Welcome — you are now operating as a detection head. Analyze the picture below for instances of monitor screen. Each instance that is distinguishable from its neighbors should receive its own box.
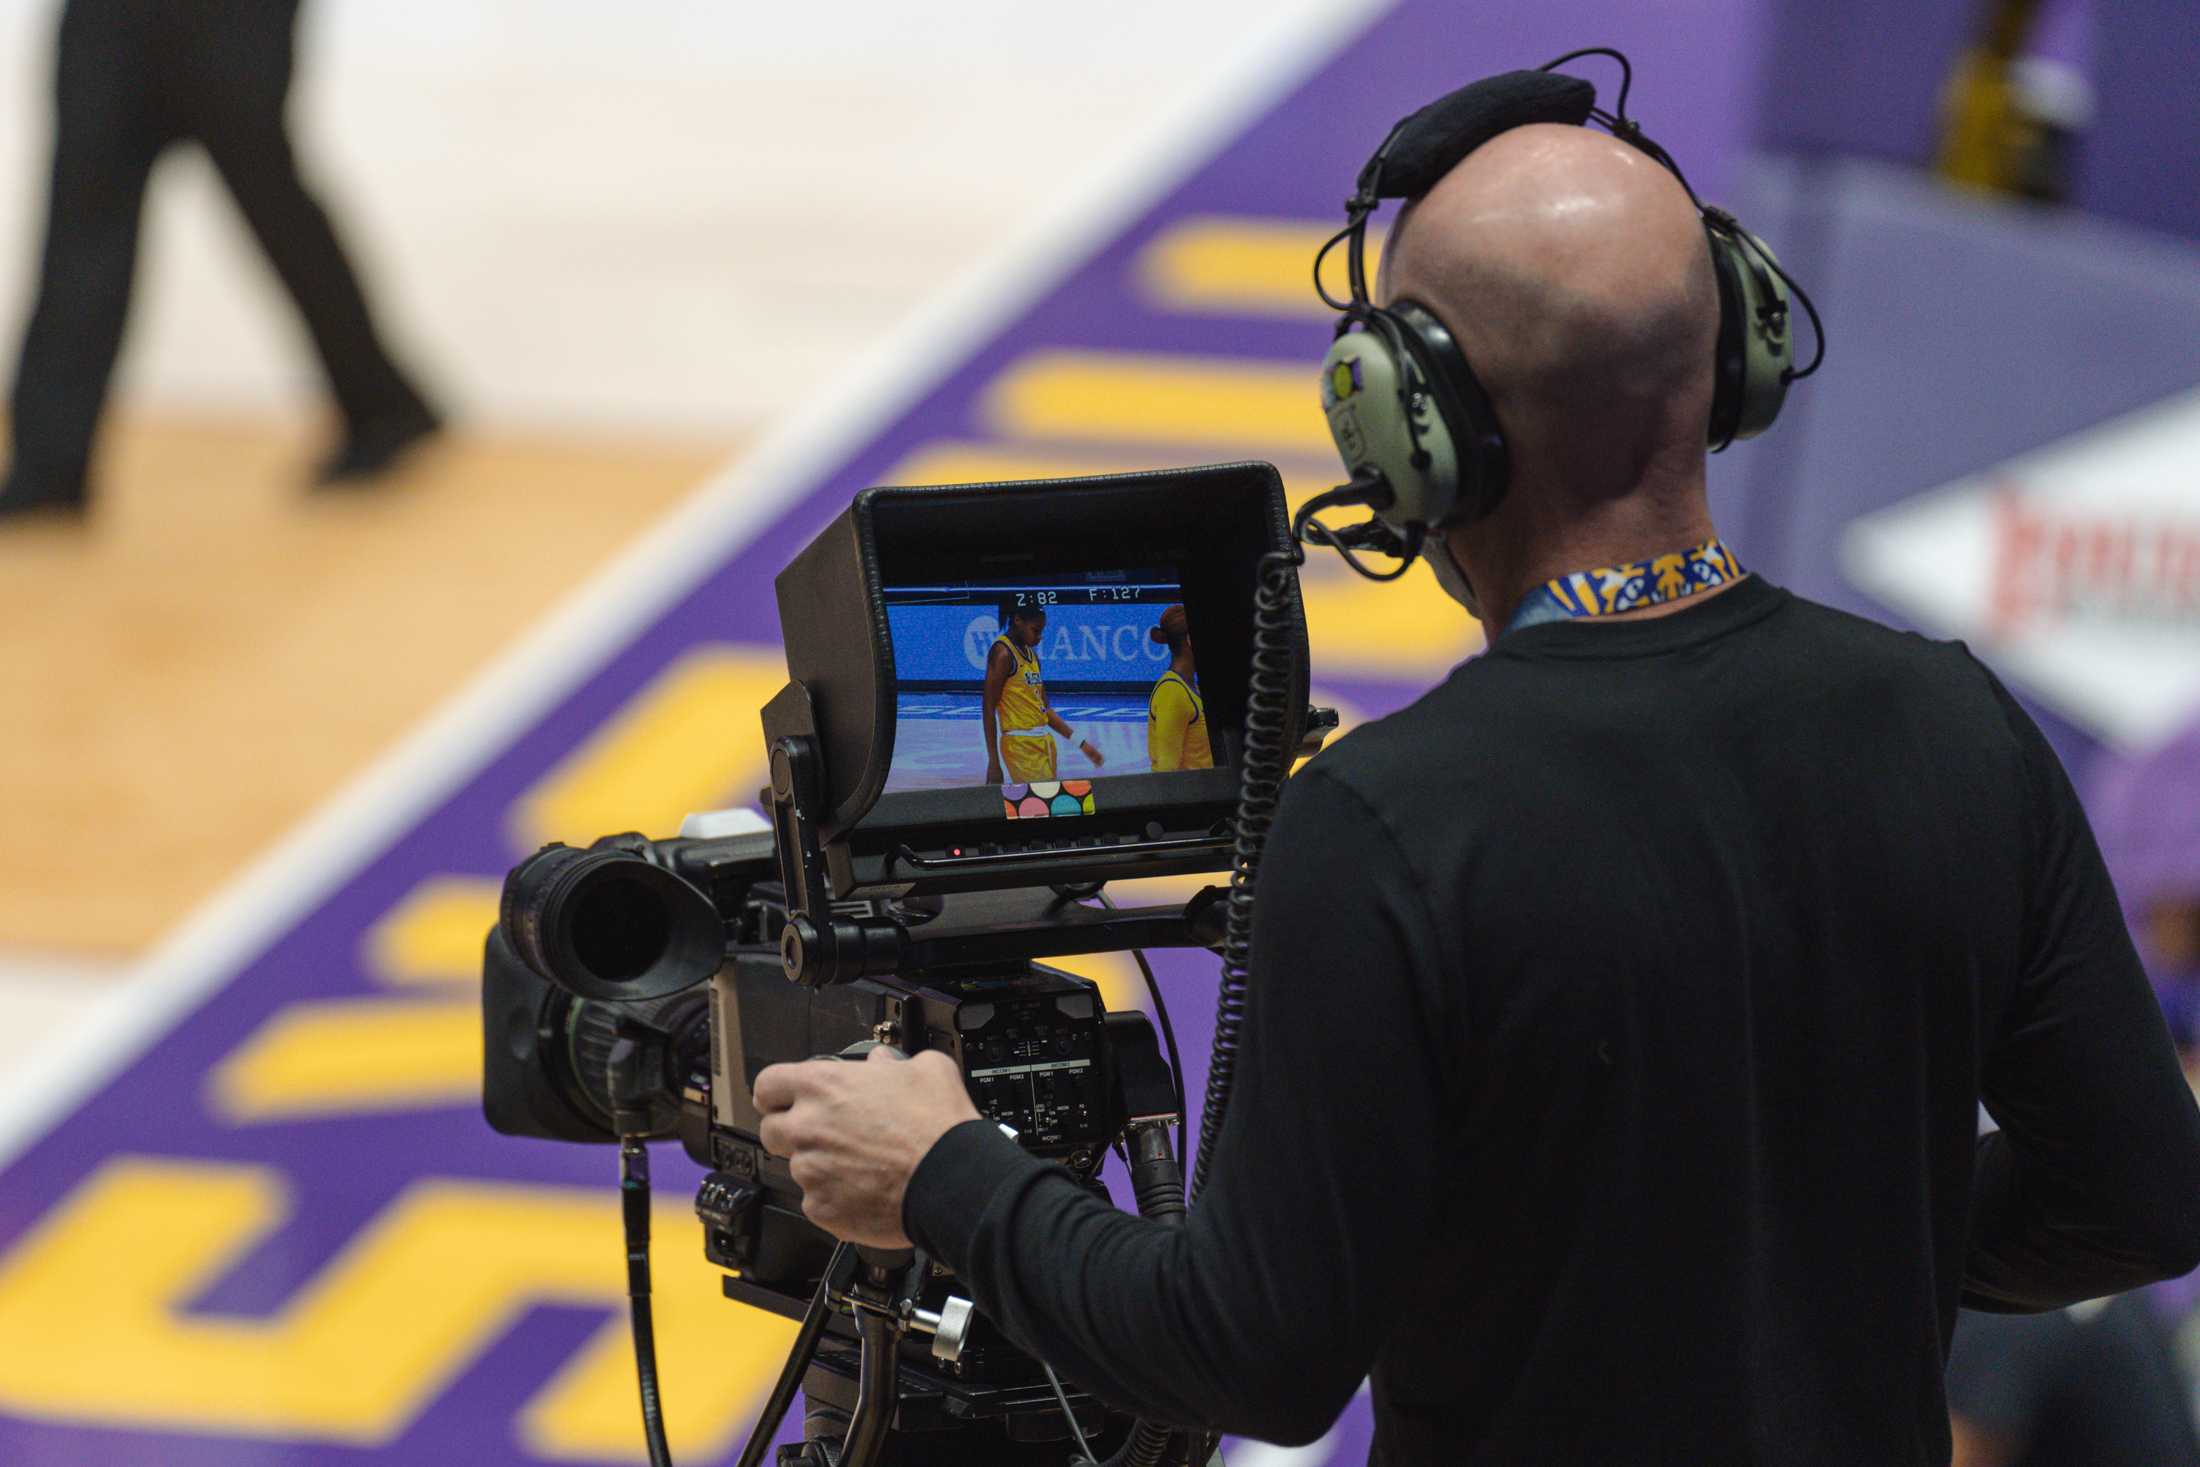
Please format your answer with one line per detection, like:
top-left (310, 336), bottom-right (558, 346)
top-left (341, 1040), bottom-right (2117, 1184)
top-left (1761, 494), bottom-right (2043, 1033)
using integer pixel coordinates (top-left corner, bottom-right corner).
top-left (881, 569), bottom-right (1215, 794)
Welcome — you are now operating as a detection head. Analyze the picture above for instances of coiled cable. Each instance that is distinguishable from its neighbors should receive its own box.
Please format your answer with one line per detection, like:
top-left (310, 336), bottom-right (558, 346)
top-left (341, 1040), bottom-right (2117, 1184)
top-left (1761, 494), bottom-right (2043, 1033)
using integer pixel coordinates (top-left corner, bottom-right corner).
top-left (1191, 531), bottom-right (1309, 1202)
top-left (1174, 498), bottom-right (1329, 1467)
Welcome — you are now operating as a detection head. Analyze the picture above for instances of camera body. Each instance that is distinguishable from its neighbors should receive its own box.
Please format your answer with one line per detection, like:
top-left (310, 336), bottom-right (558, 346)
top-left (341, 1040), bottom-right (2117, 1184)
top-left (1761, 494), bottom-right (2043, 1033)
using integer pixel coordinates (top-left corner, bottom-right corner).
top-left (708, 955), bottom-right (1117, 1181)
top-left (481, 464), bottom-right (1310, 1462)
top-left (701, 942), bottom-right (1185, 1412)
top-left (483, 828), bottom-right (1189, 1286)
top-left (482, 825), bottom-right (1196, 1449)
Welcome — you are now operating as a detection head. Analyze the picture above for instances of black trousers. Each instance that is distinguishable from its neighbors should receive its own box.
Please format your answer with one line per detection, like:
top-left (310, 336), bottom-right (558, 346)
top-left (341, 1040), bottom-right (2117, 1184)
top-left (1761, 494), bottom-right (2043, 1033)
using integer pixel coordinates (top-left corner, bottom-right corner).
top-left (6, 0), bottom-right (429, 492)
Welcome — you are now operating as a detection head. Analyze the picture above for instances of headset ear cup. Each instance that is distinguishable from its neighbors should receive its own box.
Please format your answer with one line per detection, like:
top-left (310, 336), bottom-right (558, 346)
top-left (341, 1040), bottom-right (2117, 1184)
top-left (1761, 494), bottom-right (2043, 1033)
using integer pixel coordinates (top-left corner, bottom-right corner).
top-left (1319, 321), bottom-right (1458, 531)
top-left (1704, 223), bottom-right (1794, 447)
top-left (1386, 301), bottom-right (1507, 526)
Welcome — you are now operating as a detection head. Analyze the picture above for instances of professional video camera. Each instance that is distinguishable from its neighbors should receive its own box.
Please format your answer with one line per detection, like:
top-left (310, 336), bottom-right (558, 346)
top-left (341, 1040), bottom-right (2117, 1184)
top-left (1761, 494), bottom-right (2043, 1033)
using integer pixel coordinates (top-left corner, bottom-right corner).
top-left (482, 464), bottom-right (1320, 1467)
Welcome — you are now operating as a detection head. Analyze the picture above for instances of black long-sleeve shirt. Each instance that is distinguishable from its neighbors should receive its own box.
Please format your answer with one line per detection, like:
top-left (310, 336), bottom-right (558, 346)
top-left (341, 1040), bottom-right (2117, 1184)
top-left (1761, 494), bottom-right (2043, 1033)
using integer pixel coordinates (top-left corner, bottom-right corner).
top-left (903, 576), bottom-right (2200, 1466)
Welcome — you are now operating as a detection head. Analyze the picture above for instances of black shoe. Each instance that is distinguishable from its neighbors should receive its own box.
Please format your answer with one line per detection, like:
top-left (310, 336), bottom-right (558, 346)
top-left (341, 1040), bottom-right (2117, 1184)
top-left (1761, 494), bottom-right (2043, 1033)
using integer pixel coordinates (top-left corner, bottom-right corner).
top-left (312, 405), bottom-right (444, 488)
top-left (0, 470), bottom-right (89, 523)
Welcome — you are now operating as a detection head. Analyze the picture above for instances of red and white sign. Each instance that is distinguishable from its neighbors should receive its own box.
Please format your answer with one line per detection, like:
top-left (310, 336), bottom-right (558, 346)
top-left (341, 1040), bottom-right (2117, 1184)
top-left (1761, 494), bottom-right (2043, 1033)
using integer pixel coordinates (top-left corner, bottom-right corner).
top-left (1842, 387), bottom-right (2200, 751)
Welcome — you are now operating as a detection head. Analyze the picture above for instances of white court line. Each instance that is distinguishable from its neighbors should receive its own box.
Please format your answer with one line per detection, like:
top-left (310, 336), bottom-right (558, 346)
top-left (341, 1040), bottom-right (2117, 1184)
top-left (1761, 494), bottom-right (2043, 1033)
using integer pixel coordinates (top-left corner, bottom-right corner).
top-left (1232, 1433), bottom-right (1344, 1467)
top-left (0, 0), bottom-right (1389, 1172)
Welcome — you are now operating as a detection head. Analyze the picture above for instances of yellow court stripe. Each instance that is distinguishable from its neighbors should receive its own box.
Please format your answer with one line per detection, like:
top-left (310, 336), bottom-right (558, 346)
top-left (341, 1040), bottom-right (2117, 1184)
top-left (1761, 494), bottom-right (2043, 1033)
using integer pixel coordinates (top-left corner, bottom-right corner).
top-left (1042, 951), bottom-right (1150, 1017)
top-left (983, 352), bottom-right (1334, 455)
top-left (208, 997), bottom-right (480, 1122)
top-left (1104, 871), bottom-right (1229, 909)
top-left (509, 645), bottom-right (787, 853)
top-left (0, 1159), bottom-right (793, 1454)
top-left (364, 876), bottom-right (502, 986)
top-left (1136, 214), bottom-right (1384, 319)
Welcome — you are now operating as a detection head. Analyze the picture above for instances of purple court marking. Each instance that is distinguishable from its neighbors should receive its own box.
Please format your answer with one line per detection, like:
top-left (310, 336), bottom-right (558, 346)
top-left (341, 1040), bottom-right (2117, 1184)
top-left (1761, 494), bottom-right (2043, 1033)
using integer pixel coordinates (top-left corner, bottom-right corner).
top-left (0, 5), bottom-right (1763, 1464)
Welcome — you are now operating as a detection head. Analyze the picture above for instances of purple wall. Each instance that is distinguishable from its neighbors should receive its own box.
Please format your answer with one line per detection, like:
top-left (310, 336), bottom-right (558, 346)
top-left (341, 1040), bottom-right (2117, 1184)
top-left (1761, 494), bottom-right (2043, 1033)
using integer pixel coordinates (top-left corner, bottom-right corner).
top-left (1753, 0), bottom-right (1978, 167)
top-left (2078, 0), bottom-right (2200, 243)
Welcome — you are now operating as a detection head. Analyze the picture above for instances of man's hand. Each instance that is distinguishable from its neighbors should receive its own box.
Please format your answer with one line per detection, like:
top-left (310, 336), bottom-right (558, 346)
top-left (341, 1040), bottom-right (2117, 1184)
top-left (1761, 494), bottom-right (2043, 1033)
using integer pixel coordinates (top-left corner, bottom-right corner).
top-left (1080, 739), bottom-right (1105, 768)
top-left (986, 760), bottom-right (1005, 785)
top-left (752, 1048), bottom-right (981, 1248)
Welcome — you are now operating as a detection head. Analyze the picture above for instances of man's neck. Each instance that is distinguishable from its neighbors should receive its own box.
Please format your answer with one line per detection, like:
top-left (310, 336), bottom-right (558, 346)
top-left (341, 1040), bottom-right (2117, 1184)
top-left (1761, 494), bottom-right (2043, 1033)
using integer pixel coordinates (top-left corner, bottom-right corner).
top-left (1458, 477), bottom-right (1721, 635)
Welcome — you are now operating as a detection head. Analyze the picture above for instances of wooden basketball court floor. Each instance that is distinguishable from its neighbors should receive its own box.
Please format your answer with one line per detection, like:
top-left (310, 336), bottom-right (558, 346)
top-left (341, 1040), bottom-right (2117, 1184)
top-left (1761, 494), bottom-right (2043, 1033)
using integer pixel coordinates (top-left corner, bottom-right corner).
top-left (0, 410), bottom-right (731, 1063)
top-left (0, 407), bottom-right (734, 953)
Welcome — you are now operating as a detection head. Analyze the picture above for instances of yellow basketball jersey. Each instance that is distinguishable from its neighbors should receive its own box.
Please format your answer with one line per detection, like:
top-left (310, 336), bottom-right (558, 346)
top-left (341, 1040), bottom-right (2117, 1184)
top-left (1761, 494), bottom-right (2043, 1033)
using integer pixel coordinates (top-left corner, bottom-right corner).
top-left (1148, 670), bottom-right (1212, 772)
top-left (993, 633), bottom-right (1048, 732)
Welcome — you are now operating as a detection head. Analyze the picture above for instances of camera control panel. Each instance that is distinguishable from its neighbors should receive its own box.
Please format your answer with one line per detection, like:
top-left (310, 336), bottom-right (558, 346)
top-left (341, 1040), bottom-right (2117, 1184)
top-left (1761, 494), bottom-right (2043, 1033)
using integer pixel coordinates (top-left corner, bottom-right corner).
top-left (941, 973), bottom-right (1110, 1156)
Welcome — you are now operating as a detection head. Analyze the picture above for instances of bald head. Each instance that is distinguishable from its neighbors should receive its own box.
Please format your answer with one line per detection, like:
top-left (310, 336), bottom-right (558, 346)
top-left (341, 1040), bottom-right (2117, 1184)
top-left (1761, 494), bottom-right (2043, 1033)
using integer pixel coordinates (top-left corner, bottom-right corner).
top-left (1379, 123), bottom-right (1718, 506)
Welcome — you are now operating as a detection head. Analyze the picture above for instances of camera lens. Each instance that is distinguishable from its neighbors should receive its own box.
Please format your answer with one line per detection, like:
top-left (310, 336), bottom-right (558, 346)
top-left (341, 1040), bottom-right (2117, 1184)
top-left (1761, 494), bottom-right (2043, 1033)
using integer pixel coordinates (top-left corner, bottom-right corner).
top-left (500, 842), bottom-right (723, 1001)
top-left (560, 986), bottom-right (711, 1139)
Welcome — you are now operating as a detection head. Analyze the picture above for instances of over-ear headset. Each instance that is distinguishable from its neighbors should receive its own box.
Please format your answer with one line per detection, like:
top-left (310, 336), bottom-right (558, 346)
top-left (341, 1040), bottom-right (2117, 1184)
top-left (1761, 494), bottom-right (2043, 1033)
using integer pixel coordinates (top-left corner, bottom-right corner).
top-left (1307, 48), bottom-right (1824, 579)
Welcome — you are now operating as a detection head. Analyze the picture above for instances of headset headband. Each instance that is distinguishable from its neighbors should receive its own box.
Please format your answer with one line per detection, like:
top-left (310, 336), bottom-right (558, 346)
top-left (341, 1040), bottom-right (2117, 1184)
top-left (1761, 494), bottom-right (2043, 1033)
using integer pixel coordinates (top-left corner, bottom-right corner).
top-left (1318, 50), bottom-right (1822, 374)
top-left (1355, 71), bottom-right (1595, 209)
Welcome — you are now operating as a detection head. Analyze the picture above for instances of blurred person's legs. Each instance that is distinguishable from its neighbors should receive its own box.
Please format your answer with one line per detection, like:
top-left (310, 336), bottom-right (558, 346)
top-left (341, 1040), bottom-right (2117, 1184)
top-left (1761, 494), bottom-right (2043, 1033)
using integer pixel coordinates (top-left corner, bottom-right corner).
top-left (1, 0), bottom-right (168, 520)
top-left (180, 0), bottom-right (440, 486)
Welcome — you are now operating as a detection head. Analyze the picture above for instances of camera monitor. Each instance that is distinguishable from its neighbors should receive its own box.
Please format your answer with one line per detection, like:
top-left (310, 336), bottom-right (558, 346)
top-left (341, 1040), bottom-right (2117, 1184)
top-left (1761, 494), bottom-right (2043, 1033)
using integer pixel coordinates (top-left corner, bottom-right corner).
top-left (771, 463), bottom-right (1306, 898)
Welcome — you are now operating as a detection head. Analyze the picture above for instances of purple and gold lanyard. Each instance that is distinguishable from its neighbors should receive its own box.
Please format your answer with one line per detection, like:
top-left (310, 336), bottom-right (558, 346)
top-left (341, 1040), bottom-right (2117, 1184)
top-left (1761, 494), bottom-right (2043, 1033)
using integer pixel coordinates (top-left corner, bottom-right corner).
top-left (1503, 537), bottom-right (1747, 636)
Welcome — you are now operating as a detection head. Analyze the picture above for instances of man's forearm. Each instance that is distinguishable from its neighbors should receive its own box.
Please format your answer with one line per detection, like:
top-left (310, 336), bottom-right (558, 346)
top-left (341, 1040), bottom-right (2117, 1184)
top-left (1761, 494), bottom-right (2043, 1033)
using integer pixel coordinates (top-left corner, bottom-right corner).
top-left (904, 1120), bottom-right (1362, 1446)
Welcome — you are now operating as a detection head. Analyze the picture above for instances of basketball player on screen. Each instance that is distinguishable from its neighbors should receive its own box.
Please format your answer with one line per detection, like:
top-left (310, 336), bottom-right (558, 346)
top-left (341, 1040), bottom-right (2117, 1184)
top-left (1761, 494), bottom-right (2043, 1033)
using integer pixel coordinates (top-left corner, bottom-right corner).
top-left (1146, 605), bottom-right (1213, 773)
top-left (982, 602), bottom-right (1104, 784)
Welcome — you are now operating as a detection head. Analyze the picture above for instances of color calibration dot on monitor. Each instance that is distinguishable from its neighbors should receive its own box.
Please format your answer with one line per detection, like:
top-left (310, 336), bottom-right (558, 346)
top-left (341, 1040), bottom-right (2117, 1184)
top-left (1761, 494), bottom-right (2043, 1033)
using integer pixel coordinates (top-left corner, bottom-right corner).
top-left (1000, 779), bottom-right (1097, 818)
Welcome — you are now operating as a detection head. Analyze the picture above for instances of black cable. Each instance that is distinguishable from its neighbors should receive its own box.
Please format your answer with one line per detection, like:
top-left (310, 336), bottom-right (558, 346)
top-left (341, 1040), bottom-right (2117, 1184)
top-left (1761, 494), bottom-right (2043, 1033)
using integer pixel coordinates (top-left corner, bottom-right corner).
top-left (1070, 892), bottom-right (1199, 1463)
top-left (733, 1243), bottom-right (854, 1467)
top-left (1045, 1362), bottom-right (1102, 1465)
top-left (1042, 534), bottom-right (1313, 1461)
top-left (619, 1139), bottom-right (676, 1467)
top-left (1053, 1363), bottom-right (1186, 1467)
top-left (1540, 45), bottom-right (1634, 117)
top-left (1541, 44), bottom-right (1827, 385)
top-left (1291, 474), bottom-right (1424, 583)
top-left (1133, 943), bottom-right (1186, 1173)
top-left (1313, 218), bottom-right (1364, 312)
top-left (1098, 1122), bottom-right (1197, 1467)
top-left (1153, 540), bottom-right (1303, 1467)
top-left (1095, 890), bottom-right (1188, 1169)
top-left (1191, 538), bottom-right (1304, 1201)
top-left (1304, 472), bottom-right (1388, 523)
top-left (1744, 235), bottom-right (1828, 380)
top-left (1296, 512), bottom-right (1423, 582)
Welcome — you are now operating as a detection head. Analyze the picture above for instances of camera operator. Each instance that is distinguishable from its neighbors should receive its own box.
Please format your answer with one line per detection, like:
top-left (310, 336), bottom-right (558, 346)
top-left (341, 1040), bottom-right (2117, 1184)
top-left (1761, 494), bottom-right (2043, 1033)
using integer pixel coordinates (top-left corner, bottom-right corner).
top-left (753, 120), bottom-right (2200, 1464)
